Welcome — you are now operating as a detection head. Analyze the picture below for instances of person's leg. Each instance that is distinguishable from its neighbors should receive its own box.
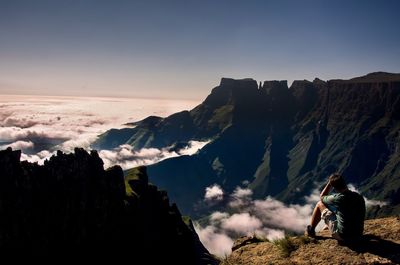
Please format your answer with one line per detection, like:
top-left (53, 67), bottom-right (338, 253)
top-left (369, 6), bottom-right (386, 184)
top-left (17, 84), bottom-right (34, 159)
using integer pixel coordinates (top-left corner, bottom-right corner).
top-left (309, 201), bottom-right (327, 230)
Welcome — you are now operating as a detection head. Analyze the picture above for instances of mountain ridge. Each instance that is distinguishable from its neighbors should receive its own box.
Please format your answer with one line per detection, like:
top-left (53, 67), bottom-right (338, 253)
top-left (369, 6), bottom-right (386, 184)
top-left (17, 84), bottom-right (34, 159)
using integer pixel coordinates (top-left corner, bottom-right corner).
top-left (94, 72), bottom-right (400, 218)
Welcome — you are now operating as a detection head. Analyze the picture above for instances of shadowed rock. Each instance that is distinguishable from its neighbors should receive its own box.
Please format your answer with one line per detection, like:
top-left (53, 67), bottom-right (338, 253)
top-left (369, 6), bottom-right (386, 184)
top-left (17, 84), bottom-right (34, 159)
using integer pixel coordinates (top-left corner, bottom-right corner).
top-left (0, 147), bottom-right (218, 264)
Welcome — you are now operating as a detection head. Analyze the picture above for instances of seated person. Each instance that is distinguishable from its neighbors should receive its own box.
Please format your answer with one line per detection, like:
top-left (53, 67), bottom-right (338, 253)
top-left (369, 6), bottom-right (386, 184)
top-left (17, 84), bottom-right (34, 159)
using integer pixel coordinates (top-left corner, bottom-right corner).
top-left (306, 173), bottom-right (366, 241)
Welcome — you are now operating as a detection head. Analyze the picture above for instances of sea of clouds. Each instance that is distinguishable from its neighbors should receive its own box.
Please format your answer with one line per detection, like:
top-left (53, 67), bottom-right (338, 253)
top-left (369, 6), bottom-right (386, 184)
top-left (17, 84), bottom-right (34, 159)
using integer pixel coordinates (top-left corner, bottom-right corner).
top-left (0, 95), bottom-right (201, 167)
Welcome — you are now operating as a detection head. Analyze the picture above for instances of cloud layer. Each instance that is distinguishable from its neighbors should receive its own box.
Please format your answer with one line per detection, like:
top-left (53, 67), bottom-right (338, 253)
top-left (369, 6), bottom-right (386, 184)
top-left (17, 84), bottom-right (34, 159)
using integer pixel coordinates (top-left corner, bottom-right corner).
top-left (99, 140), bottom-right (210, 170)
top-left (0, 95), bottom-right (199, 164)
top-left (0, 140), bottom-right (34, 150)
top-left (348, 184), bottom-right (388, 207)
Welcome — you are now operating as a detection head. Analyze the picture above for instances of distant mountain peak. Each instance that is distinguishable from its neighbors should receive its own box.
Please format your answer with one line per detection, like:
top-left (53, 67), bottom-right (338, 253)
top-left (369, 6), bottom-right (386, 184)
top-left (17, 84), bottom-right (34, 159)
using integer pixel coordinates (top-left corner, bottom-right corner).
top-left (220, 77), bottom-right (257, 86)
top-left (331, 71), bottom-right (400, 83)
top-left (261, 80), bottom-right (289, 94)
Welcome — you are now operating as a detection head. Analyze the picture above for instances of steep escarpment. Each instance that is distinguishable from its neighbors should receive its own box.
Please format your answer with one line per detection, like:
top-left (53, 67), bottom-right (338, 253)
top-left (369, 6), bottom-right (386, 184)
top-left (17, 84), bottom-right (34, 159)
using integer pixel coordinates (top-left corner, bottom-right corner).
top-left (95, 72), bottom-right (400, 218)
top-left (93, 78), bottom-right (259, 150)
top-left (222, 217), bottom-right (400, 265)
top-left (0, 147), bottom-right (217, 264)
top-left (277, 74), bottom-right (400, 205)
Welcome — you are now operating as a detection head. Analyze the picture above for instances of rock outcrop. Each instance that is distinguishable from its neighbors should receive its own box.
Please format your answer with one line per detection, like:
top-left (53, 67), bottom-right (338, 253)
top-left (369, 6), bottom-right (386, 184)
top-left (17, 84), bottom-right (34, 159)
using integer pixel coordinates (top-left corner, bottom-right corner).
top-left (0, 147), bottom-right (218, 264)
top-left (222, 217), bottom-right (400, 265)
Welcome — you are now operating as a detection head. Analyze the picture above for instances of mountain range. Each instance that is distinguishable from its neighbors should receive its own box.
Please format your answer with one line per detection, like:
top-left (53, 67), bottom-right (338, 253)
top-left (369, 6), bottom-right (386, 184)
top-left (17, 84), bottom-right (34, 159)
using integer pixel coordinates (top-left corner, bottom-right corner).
top-left (94, 72), bottom-right (400, 217)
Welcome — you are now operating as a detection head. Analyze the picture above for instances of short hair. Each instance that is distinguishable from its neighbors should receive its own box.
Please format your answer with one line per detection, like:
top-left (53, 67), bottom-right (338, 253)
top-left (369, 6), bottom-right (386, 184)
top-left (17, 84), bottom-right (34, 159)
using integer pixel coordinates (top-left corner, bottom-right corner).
top-left (329, 173), bottom-right (347, 190)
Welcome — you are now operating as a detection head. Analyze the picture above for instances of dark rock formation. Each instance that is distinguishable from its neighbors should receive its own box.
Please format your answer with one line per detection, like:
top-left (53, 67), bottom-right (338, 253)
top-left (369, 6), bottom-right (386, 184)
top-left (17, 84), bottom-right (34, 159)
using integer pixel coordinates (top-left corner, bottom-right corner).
top-left (0, 147), bottom-right (218, 264)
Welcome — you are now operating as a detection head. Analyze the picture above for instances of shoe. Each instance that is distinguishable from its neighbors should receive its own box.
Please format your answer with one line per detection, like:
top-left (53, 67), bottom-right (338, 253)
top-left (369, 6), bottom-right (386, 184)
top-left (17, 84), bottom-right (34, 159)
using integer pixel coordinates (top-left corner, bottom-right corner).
top-left (306, 225), bottom-right (316, 237)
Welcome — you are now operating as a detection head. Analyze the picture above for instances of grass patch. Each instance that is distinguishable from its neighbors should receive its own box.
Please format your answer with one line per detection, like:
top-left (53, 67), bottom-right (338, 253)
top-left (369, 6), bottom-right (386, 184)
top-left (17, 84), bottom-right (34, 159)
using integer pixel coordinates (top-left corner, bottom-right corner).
top-left (273, 235), bottom-right (297, 258)
top-left (124, 167), bottom-right (143, 197)
top-left (298, 235), bottom-right (313, 245)
top-left (273, 235), bottom-right (314, 258)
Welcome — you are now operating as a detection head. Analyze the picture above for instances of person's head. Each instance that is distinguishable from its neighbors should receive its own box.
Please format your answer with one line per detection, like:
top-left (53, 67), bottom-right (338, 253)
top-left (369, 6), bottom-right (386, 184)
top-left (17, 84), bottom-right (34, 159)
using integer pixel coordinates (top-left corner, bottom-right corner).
top-left (329, 173), bottom-right (347, 191)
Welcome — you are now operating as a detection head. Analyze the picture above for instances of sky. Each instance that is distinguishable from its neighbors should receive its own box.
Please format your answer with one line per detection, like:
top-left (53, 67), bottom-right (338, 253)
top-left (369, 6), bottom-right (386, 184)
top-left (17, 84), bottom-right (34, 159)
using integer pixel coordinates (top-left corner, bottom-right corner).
top-left (0, 0), bottom-right (399, 100)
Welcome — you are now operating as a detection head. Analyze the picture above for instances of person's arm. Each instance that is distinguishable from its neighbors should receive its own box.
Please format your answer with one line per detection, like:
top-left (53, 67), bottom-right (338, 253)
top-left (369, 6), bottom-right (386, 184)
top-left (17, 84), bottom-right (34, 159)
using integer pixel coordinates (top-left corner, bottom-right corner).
top-left (320, 180), bottom-right (332, 200)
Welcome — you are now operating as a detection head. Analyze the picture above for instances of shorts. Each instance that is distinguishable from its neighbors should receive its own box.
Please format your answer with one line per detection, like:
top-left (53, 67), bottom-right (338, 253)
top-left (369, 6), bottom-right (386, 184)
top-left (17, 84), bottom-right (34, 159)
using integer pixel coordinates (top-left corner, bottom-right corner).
top-left (321, 208), bottom-right (342, 240)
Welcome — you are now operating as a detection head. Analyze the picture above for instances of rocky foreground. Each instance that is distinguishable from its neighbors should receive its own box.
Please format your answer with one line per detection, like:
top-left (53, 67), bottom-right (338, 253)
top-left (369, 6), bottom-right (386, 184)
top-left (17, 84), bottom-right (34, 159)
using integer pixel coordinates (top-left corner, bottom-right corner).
top-left (222, 217), bottom-right (400, 265)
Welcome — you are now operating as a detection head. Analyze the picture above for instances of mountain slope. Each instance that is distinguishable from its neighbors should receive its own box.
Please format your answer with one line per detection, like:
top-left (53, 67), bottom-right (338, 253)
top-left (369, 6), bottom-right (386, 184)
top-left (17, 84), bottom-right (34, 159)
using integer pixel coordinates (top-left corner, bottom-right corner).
top-left (0, 147), bottom-right (218, 264)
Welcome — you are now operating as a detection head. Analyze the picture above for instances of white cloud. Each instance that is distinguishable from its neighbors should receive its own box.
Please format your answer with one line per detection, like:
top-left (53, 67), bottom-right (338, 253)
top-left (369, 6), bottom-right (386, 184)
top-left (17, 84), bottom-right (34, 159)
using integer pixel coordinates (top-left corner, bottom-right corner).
top-left (232, 187), bottom-right (253, 198)
top-left (177, 140), bottom-right (210, 155)
top-left (252, 197), bottom-right (312, 232)
top-left (204, 184), bottom-right (224, 201)
top-left (221, 213), bottom-right (262, 235)
top-left (0, 140), bottom-right (34, 150)
top-left (20, 150), bottom-right (55, 165)
top-left (348, 184), bottom-right (388, 207)
top-left (228, 187), bottom-right (253, 208)
top-left (194, 225), bottom-right (234, 258)
top-left (99, 145), bottom-right (179, 170)
top-left (1, 117), bottom-right (39, 128)
top-left (304, 185), bottom-right (321, 204)
top-left (254, 227), bottom-right (285, 241)
top-left (98, 140), bottom-right (210, 170)
top-left (58, 135), bottom-right (98, 152)
top-left (210, 211), bottom-right (229, 223)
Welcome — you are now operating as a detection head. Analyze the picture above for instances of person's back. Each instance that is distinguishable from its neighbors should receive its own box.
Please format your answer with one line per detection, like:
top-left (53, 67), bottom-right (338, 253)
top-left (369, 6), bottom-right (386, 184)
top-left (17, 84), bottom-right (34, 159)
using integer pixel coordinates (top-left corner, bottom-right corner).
top-left (323, 189), bottom-right (366, 240)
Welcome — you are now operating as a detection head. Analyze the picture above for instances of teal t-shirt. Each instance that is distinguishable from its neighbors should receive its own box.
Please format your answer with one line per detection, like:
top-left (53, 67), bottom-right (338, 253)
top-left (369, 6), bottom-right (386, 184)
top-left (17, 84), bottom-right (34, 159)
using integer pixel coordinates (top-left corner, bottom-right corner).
top-left (322, 190), bottom-right (366, 239)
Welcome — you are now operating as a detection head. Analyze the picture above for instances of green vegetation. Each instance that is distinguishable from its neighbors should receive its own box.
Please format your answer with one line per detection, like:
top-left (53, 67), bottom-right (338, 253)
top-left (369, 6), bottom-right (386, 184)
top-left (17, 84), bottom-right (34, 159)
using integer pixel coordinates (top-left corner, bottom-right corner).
top-left (208, 105), bottom-right (233, 130)
top-left (273, 235), bottom-right (297, 258)
top-left (273, 235), bottom-right (314, 258)
top-left (182, 215), bottom-right (192, 226)
top-left (124, 167), bottom-right (141, 196)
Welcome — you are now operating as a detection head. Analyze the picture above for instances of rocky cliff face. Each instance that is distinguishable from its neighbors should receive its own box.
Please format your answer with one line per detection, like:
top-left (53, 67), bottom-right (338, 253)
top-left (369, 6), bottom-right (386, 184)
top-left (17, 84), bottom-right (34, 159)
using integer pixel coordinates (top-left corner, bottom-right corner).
top-left (0, 147), bottom-right (218, 264)
top-left (222, 217), bottom-right (400, 265)
top-left (95, 72), bottom-right (400, 218)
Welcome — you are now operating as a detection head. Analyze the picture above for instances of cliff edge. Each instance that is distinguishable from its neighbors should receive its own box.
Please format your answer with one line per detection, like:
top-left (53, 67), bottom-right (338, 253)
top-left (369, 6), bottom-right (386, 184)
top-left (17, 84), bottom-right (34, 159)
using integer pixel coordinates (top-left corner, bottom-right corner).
top-left (222, 217), bottom-right (400, 265)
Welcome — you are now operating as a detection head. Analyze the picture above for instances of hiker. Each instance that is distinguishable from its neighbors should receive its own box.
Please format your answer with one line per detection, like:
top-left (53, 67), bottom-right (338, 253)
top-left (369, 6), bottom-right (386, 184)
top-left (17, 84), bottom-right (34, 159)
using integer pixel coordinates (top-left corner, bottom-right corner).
top-left (306, 173), bottom-right (366, 241)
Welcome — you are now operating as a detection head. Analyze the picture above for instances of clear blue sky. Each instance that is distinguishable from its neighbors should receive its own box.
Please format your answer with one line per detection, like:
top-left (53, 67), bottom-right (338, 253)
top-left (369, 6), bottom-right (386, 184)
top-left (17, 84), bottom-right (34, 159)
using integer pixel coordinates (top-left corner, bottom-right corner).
top-left (0, 0), bottom-right (399, 100)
